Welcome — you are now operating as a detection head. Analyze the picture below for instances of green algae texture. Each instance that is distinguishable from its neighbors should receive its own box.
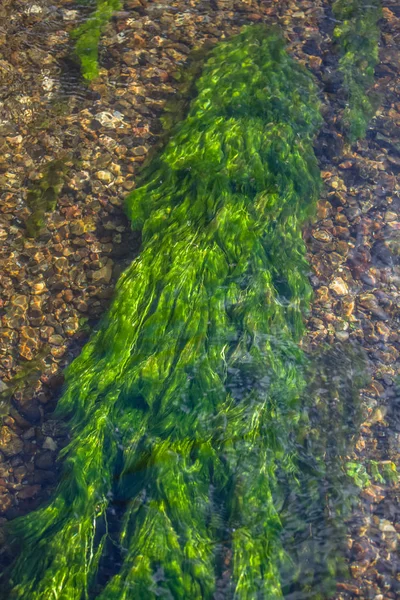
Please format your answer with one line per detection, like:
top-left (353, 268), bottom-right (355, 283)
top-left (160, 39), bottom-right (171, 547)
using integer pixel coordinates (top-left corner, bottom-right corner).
top-left (332, 0), bottom-right (382, 141)
top-left (72, 0), bottom-right (121, 81)
top-left (25, 158), bottom-right (68, 238)
top-left (8, 27), bottom-right (327, 599)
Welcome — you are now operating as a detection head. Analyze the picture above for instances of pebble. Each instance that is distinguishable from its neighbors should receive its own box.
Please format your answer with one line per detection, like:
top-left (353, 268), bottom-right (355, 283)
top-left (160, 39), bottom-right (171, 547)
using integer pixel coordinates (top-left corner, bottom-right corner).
top-left (0, 426), bottom-right (23, 457)
top-left (95, 170), bottom-right (114, 184)
top-left (42, 436), bottom-right (57, 451)
top-left (94, 111), bottom-right (125, 129)
top-left (330, 277), bottom-right (349, 296)
top-left (92, 263), bottom-right (113, 284)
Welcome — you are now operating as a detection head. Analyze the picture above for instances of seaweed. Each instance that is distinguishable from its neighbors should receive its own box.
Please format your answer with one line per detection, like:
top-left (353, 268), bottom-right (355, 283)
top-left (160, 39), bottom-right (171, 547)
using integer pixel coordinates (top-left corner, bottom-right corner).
top-left (71, 0), bottom-right (121, 81)
top-left (6, 26), bottom-right (363, 599)
top-left (25, 158), bottom-right (68, 238)
top-left (280, 343), bottom-right (369, 598)
top-left (0, 346), bottom-right (50, 419)
top-left (332, 0), bottom-right (382, 141)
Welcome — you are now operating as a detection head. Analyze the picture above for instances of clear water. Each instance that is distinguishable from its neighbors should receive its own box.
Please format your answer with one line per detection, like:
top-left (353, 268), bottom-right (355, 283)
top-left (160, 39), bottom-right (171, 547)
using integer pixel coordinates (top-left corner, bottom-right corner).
top-left (0, 1), bottom-right (399, 599)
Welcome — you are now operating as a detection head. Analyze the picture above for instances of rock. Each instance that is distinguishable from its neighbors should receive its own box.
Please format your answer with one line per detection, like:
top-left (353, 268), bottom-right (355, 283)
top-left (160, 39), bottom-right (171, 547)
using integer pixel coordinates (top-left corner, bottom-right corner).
top-left (62, 9), bottom-right (79, 20)
top-left (379, 519), bottom-right (396, 533)
top-left (49, 334), bottom-right (64, 346)
top-left (330, 277), bottom-right (349, 296)
top-left (35, 451), bottom-right (55, 470)
top-left (359, 293), bottom-right (389, 320)
top-left (95, 170), bottom-right (114, 184)
top-left (17, 484), bottom-right (41, 500)
top-left (94, 111), bottom-right (125, 129)
top-left (42, 436), bottom-right (57, 451)
top-left (385, 210), bottom-right (397, 222)
top-left (336, 330), bottom-right (349, 342)
top-left (0, 494), bottom-right (12, 513)
top-left (312, 228), bottom-right (332, 243)
top-left (131, 146), bottom-right (148, 157)
top-left (92, 263), bottom-right (113, 284)
top-left (0, 426), bottom-right (23, 457)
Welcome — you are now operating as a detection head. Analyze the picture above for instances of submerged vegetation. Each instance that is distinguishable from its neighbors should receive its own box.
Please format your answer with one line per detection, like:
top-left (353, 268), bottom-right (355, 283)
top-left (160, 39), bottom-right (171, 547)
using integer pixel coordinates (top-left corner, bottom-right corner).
top-left (7, 25), bottom-right (367, 599)
top-left (72, 0), bottom-right (121, 81)
top-left (25, 158), bottom-right (68, 238)
top-left (332, 0), bottom-right (382, 141)
top-left (0, 346), bottom-right (50, 419)
top-left (281, 344), bottom-right (368, 597)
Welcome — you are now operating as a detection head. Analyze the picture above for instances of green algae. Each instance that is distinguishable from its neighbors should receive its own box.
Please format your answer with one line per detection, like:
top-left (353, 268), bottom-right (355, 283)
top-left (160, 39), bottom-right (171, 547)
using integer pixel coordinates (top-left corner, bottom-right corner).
top-left (0, 346), bottom-right (50, 419)
top-left (25, 158), bottom-right (68, 238)
top-left (280, 343), bottom-right (368, 597)
top-left (71, 0), bottom-right (121, 81)
top-left (332, 0), bottom-right (382, 142)
top-left (6, 25), bottom-right (366, 599)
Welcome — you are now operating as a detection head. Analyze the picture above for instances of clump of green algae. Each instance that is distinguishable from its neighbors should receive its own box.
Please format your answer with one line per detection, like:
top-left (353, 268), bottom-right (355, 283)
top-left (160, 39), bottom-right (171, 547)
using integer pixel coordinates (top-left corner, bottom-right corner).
top-left (332, 0), bottom-right (382, 141)
top-left (25, 158), bottom-right (68, 238)
top-left (71, 0), bottom-right (121, 81)
top-left (6, 25), bottom-right (366, 600)
top-left (0, 346), bottom-right (50, 418)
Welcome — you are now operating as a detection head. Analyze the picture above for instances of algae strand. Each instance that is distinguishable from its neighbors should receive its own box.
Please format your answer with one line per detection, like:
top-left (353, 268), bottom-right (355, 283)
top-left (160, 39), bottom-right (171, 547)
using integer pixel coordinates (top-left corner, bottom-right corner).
top-left (71, 0), bottom-right (121, 81)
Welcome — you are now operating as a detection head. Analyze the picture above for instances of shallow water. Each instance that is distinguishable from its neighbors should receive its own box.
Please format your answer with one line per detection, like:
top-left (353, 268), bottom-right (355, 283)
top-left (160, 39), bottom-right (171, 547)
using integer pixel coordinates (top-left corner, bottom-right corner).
top-left (0, 1), bottom-right (400, 599)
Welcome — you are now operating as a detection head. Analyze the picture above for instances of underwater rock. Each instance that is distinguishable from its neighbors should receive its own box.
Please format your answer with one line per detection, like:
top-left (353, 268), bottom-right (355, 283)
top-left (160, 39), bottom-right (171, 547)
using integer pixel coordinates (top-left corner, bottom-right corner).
top-left (0, 428), bottom-right (23, 458)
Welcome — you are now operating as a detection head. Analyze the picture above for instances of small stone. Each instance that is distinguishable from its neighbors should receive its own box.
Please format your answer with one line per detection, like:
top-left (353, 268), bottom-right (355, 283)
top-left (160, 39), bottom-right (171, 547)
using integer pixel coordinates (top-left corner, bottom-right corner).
top-left (42, 436), bottom-right (57, 451)
top-left (94, 111), bottom-right (125, 129)
top-left (19, 326), bottom-right (39, 360)
top-left (92, 263), bottom-right (113, 284)
top-left (35, 451), bottom-right (55, 470)
top-left (376, 322), bottom-right (390, 340)
top-left (330, 277), bottom-right (349, 296)
top-left (339, 160), bottom-right (354, 169)
top-left (123, 180), bottom-right (136, 191)
top-left (342, 296), bottom-right (355, 317)
top-left (31, 282), bottom-right (47, 295)
top-left (385, 210), bottom-right (397, 222)
top-left (123, 51), bottom-right (139, 66)
top-left (17, 485), bottom-right (41, 500)
top-left (359, 293), bottom-right (389, 320)
top-left (70, 220), bottom-right (85, 236)
top-left (0, 426), bottom-right (23, 457)
top-left (131, 146), bottom-right (148, 157)
top-left (95, 170), bottom-right (113, 184)
top-left (0, 494), bottom-right (12, 513)
top-left (26, 4), bottom-right (43, 14)
top-left (336, 330), bottom-right (349, 342)
top-left (63, 9), bottom-right (79, 20)
top-left (316, 200), bottom-right (332, 220)
top-left (49, 334), bottom-right (64, 346)
top-left (379, 519), bottom-right (396, 533)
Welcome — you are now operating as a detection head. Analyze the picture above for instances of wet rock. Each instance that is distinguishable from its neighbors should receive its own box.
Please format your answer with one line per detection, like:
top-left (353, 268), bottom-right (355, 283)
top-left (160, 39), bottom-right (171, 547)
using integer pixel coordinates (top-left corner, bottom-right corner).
top-left (94, 111), bottom-right (125, 129)
top-left (35, 451), bottom-right (55, 470)
top-left (312, 228), bottom-right (332, 243)
top-left (336, 330), bottom-right (349, 342)
top-left (95, 170), bottom-right (114, 184)
top-left (0, 494), bottom-right (12, 513)
top-left (359, 294), bottom-right (389, 320)
top-left (42, 436), bottom-right (57, 451)
top-left (0, 426), bottom-right (23, 457)
top-left (92, 263), bottom-right (113, 284)
top-left (330, 277), bottom-right (349, 296)
top-left (17, 484), bottom-right (41, 500)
